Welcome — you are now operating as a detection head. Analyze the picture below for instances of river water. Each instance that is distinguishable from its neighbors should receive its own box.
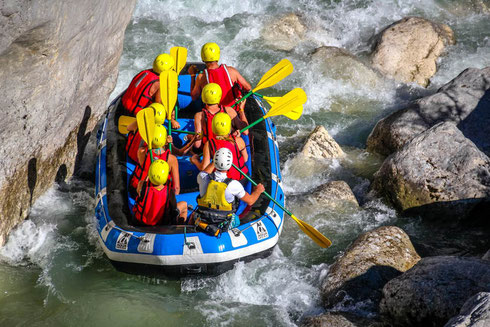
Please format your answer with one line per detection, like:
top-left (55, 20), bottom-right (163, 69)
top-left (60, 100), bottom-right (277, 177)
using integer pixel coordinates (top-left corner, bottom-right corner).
top-left (1, 1), bottom-right (489, 326)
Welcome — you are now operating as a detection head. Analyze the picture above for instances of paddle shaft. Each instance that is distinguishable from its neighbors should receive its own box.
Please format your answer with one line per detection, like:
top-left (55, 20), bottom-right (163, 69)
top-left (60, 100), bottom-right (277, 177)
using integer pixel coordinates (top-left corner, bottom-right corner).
top-left (143, 114), bottom-right (154, 162)
top-left (168, 119), bottom-right (172, 152)
top-left (232, 90), bottom-right (253, 108)
top-left (231, 163), bottom-right (293, 218)
top-left (240, 117), bottom-right (264, 134)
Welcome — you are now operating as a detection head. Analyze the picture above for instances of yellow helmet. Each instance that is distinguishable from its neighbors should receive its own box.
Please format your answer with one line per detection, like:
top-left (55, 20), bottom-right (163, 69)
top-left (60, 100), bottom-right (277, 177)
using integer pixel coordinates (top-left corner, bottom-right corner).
top-left (212, 112), bottom-right (232, 136)
top-left (150, 103), bottom-right (166, 125)
top-left (202, 83), bottom-right (222, 105)
top-left (153, 53), bottom-right (175, 74)
top-left (152, 124), bottom-right (168, 148)
top-left (201, 42), bottom-right (220, 62)
top-left (148, 160), bottom-right (170, 186)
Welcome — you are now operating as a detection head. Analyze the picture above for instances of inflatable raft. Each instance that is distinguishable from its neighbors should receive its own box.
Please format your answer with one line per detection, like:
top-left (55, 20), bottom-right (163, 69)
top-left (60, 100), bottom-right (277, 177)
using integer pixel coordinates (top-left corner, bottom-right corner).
top-left (94, 65), bottom-right (285, 276)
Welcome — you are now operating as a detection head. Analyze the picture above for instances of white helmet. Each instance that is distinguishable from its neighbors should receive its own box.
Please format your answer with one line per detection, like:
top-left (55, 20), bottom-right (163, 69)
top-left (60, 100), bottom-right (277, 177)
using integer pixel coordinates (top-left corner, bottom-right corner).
top-left (214, 148), bottom-right (233, 171)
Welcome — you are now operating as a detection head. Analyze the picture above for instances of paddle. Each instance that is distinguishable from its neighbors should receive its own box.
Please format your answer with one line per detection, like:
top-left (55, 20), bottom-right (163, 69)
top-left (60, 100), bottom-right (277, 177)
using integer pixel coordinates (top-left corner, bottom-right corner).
top-left (258, 95), bottom-right (304, 120)
top-left (232, 59), bottom-right (294, 108)
top-left (160, 70), bottom-right (179, 151)
top-left (118, 115), bottom-right (136, 134)
top-left (170, 46), bottom-right (187, 120)
top-left (136, 108), bottom-right (156, 162)
top-left (240, 88), bottom-right (307, 133)
top-left (231, 163), bottom-right (332, 248)
top-left (170, 46), bottom-right (187, 75)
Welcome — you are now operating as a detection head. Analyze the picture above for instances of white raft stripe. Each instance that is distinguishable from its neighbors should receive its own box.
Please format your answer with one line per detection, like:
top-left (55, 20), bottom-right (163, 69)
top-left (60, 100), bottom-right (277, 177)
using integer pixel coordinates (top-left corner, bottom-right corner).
top-left (96, 187), bottom-right (107, 207)
top-left (101, 220), bottom-right (115, 242)
top-left (265, 206), bottom-right (282, 229)
top-left (228, 229), bottom-right (248, 247)
top-left (98, 232), bottom-right (279, 266)
top-left (98, 138), bottom-right (107, 151)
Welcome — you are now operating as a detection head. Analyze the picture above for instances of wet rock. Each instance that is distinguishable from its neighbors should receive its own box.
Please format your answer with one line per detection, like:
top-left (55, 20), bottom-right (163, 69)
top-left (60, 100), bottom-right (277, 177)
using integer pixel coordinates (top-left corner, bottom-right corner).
top-left (380, 256), bottom-right (490, 327)
top-left (261, 13), bottom-right (306, 51)
top-left (0, 0), bottom-right (136, 244)
top-left (312, 46), bottom-right (382, 88)
top-left (321, 226), bottom-right (420, 313)
top-left (371, 122), bottom-right (490, 221)
top-left (302, 312), bottom-right (385, 327)
top-left (311, 181), bottom-right (359, 209)
top-left (483, 250), bottom-right (490, 261)
top-left (367, 67), bottom-right (490, 156)
top-left (441, 0), bottom-right (490, 15)
top-left (445, 292), bottom-right (490, 327)
top-left (301, 126), bottom-right (345, 159)
top-left (371, 16), bottom-right (455, 87)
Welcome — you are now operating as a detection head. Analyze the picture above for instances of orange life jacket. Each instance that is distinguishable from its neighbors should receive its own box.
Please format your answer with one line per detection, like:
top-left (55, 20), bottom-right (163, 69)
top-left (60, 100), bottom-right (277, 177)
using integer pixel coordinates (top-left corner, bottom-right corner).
top-left (132, 182), bottom-right (170, 226)
top-left (204, 64), bottom-right (243, 108)
top-left (121, 69), bottom-right (159, 116)
top-left (209, 136), bottom-right (248, 180)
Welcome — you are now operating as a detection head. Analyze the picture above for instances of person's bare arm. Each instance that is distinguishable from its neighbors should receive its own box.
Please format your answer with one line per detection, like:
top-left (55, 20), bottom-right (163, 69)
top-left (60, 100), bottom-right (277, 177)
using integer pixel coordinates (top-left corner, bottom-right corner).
top-left (193, 112), bottom-right (203, 149)
top-left (229, 66), bottom-right (251, 91)
top-left (191, 74), bottom-right (205, 101)
top-left (237, 137), bottom-right (248, 163)
top-left (127, 121), bottom-right (138, 132)
top-left (203, 162), bottom-right (215, 174)
top-left (137, 147), bottom-right (147, 166)
top-left (240, 184), bottom-right (265, 206)
top-left (168, 154), bottom-right (180, 195)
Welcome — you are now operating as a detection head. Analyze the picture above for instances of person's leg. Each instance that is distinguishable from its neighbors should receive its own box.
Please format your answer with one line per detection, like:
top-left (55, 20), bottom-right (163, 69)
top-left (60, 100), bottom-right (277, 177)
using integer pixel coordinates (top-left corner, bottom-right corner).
top-left (177, 201), bottom-right (188, 223)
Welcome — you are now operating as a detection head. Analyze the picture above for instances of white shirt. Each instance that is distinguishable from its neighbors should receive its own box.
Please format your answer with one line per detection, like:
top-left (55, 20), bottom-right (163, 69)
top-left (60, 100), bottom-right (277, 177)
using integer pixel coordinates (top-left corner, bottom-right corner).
top-left (197, 171), bottom-right (245, 203)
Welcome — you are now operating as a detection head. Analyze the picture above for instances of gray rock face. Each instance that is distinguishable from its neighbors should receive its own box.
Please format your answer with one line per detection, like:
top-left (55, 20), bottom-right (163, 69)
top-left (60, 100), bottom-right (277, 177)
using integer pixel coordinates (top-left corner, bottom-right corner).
top-left (367, 67), bottom-right (490, 156)
top-left (0, 0), bottom-right (136, 244)
top-left (321, 226), bottom-right (420, 313)
top-left (261, 13), bottom-right (306, 51)
top-left (380, 256), bottom-right (490, 327)
top-left (372, 122), bottom-right (490, 220)
top-left (302, 312), bottom-right (385, 327)
top-left (371, 16), bottom-right (455, 87)
top-left (311, 181), bottom-right (359, 209)
top-left (312, 46), bottom-right (382, 89)
top-left (445, 292), bottom-right (490, 327)
top-left (301, 126), bottom-right (345, 159)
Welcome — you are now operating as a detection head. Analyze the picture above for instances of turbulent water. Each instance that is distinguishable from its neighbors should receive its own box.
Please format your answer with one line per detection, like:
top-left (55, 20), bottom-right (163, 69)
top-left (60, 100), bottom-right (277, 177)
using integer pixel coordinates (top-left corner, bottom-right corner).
top-left (1, 0), bottom-right (489, 326)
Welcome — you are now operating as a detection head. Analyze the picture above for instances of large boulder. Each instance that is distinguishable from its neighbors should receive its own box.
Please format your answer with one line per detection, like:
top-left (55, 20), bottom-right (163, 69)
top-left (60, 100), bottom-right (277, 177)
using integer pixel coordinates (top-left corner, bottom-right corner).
top-left (0, 0), bottom-right (136, 244)
top-left (321, 226), bottom-right (420, 313)
top-left (302, 312), bottom-right (385, 327)
top-left (310, 181), bottom-right (359, 209)
top-left (301, 126), bottom-right (345, 159)
top-left (371, 122), bottom-right (490, 220)
top-left (445, 292), bottom-right (490, 327)
top-left (367, 67), bottom-right (490, 156)
top-left (380, 256), bottom-right (490, 327)
top-left (371, 16), bottom-right (455, 87)
top-left (261, 13), bottom-right (306, 51)
top-left (312, 46), bottom-right (382, 89)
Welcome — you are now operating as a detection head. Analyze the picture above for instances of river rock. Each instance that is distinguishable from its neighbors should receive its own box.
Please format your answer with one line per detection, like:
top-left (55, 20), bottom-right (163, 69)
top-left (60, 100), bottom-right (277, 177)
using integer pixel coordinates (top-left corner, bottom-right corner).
top-left (380, 256), bottom-right (490, 327)
top-left (301, 126), bottom-right (345, 159)
top-left (0, 0), bottom-right (136, 245)
top-left (371, 16), bottom-right (455, 87)
top-left (321, 226), bottom-right (420, 313)
top-left (311, 181), bottom-right (359, 209)
top-left (371, 122), bottom-right (490, 220)
top-left (367, 67), bottom-right (490, 156)
top-left (302, 312), bottom-right (385, 327)
top-left (445, 292), bottom-right (490, 327)
top-left (261, 13), bottom-right (306, 51)
top-left (483, 250), bottom-right (490, 261)
top-left (312, 46), bottom-right (382, 88)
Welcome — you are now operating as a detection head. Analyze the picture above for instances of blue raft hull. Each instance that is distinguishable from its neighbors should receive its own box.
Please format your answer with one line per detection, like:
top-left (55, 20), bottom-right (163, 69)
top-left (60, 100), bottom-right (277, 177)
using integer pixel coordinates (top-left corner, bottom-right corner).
top-left (94, 72), bottom-right (285, 276)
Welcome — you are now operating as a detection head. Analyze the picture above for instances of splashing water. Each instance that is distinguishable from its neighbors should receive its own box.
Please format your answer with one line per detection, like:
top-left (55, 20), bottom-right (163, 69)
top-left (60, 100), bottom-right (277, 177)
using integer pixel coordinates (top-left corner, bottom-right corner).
top-left (1, 0), bottom-right (489, 325)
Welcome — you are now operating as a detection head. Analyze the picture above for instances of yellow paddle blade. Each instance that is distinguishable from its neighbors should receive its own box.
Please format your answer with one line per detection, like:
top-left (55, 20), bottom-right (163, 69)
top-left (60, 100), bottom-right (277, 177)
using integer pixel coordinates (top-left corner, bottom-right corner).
top-left (136, 108), bottom-right (155, 149)
top-left (170, 46), bottom-right (187, 75)
top-left (118, 116), bottom-right (136, 134)
top-left (160, 70), bottom-right (179, 119)
top-left (263, 96), bottom-right (304, 121)
top-left (262, 96), bottom-right (281, 106)
top-left (290, 214), bottom-right (332, 248)
top-left (253, 59), bottom-right (293, 93)
top-left (283, 105), bottom-right (304, 120)
top-left (264, 88), bottom-right (307, 119)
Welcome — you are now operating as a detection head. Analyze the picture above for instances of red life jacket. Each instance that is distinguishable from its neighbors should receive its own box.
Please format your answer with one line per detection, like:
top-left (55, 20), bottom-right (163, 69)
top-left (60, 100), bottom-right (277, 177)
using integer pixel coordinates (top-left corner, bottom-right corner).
top-left (201, 105), bottom-right (226, 146)
top-left (132, 182), bottom-right (170, 226)
top-left (121, 69), bottom-right (159, 116)
top-left (209, 136), bottom-right (248, 180)
top-left (126, 130), bottom-right (143, 163)
top-left (129, 148), bottom-right (170, 191)
top-left (204, 65), bottom-right (242, 108)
